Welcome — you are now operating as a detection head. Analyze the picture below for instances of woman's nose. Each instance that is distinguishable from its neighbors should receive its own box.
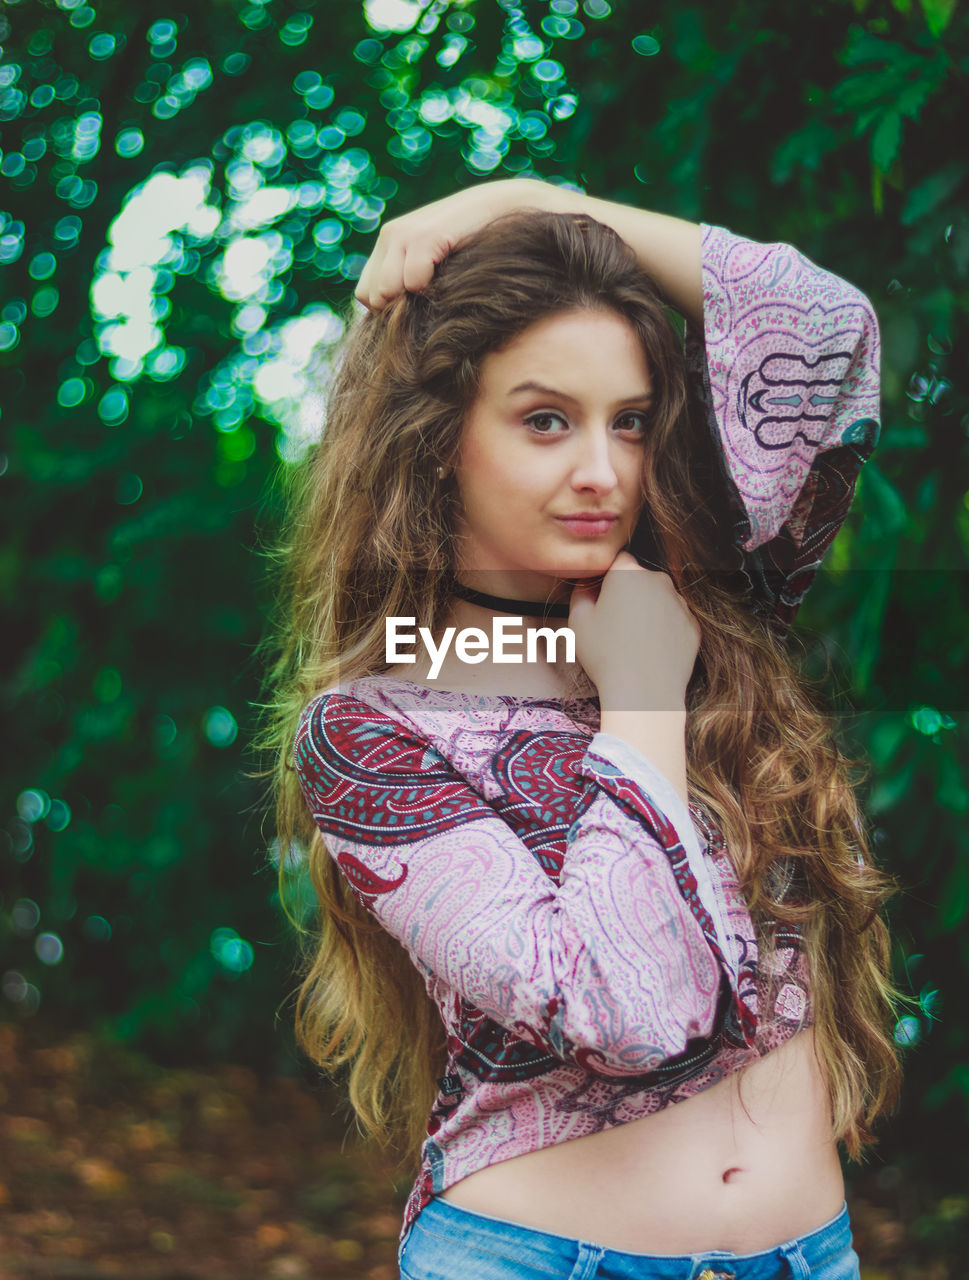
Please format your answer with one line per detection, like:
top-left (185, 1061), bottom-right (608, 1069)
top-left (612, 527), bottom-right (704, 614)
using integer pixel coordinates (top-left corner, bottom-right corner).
top-left (570, 428), bottom-right (619, 493)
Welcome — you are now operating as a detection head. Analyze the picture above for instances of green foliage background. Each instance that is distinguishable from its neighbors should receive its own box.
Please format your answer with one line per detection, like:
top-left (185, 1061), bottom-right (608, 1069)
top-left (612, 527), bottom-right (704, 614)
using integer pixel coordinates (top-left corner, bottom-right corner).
top-left (2, 0), bottom-right (967, 1218)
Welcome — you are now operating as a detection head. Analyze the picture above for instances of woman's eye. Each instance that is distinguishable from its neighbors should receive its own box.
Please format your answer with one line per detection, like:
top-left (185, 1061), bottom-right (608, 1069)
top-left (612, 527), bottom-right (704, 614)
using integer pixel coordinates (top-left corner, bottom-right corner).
top-left (614, 411), bottom-right (650, 436)
top-left (526, 411), bottom-right (569, 435)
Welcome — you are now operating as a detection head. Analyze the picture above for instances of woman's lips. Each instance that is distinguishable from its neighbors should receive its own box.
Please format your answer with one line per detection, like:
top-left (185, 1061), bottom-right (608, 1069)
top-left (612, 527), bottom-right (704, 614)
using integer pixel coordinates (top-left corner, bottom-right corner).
top-left (554, 515), bottom-right (620, 537)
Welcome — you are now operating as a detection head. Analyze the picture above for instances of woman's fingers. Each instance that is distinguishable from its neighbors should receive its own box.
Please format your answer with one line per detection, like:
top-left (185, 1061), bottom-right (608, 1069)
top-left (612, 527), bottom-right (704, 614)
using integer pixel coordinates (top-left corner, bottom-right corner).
top-left (356, 220), bottom-right (406, 307)
top-left (356, 222), bottom-right (445, 310)
top-left (359, 237), bottom-right (405, 309)
top-left (569, 554), bottom-right (701, 708)
top-left (605, 550), bottom-right (641, 573)
top-left (353, 180), bottom-right (577, 311)
top-left (402, 231), bottom-right (450, 294)
top-left (567, 578), bottom-right (599, 623)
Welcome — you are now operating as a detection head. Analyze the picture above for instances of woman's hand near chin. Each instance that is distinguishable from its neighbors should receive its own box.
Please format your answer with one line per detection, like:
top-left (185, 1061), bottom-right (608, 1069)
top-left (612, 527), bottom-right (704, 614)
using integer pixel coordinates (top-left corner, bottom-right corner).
top-left (354, 179), bottom-right (575, 311)
top-left (569, 551), bottom-right (701, 804)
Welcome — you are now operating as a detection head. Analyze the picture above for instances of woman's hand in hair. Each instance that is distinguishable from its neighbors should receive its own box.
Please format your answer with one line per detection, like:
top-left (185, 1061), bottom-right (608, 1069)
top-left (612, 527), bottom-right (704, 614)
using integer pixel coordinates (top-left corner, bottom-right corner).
top-left (356, 180), bottom-right (703, 323)
top-left (355, 179), bottom-right (573, 311)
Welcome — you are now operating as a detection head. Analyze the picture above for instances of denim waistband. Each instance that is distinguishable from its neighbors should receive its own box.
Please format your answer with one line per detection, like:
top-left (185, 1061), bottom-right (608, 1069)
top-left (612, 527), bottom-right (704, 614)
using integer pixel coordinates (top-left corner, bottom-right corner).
top-left (404, 1195), bottom-right (855, 1280)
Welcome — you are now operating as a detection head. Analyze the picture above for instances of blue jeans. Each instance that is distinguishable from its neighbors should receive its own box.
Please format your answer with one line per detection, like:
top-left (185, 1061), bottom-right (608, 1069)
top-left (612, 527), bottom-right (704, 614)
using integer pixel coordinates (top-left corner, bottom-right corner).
top-left (398, 1196), bottom-right (861, 1279)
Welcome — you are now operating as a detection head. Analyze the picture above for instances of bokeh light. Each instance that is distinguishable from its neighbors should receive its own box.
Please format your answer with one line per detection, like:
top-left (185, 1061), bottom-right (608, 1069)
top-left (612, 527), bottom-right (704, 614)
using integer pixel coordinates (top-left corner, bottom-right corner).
top-left (894, 1015), bottom-right (922, 1047)
top-left (82, 915), bottom-right (112, 942)
top-left (115, 127), bottom-right (144, 157)
top-left (115, 473), bottom-right (143, 504)
top-left (9, 820), bottom-right (33, 861)
top-left (911, 705), bottom-right (956, 736)
top-left (210, 926), bottom-right (254, 974)
top-left (203, 706), bottom-right (238, 747)
top-left (365, 0), bottom-right (423, 34)
top-left (46, 800), bottom-right (72, 832)
top-left (97, 385), bottom-right (129, 425)
top-left (12, 899), bottom-right (41, 934)
top-left (17, 790), bottom-right (51, 823)
top-left (2, 971), bottom-right (41, 1014)
top-left (152, 715), bottom-right (178, 749)
top-left (35, 932), bottom-right (65, 965)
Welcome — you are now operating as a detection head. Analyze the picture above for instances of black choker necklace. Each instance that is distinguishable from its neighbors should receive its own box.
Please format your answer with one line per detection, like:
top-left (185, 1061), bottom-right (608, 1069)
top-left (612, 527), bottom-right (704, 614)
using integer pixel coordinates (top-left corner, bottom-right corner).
top-left (452, 581), bottom-right (571, 620)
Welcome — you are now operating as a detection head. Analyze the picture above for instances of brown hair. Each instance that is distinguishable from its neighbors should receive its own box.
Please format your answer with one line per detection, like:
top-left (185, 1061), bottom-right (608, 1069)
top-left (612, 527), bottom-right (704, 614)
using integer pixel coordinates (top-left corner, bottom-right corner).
top-left (258, 210), bottom-right (903, 1165)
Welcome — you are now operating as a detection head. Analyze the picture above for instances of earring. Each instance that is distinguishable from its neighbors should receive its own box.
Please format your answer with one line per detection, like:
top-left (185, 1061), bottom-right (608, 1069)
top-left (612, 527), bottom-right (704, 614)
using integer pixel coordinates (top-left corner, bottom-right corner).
top-left (435, 465), bottom-right (448, 480)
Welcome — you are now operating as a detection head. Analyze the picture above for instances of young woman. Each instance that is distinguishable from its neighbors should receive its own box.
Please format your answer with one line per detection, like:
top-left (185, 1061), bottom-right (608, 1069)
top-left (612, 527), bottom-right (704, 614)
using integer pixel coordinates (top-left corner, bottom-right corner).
top-left (267, 179), bottom-right (902, 1279)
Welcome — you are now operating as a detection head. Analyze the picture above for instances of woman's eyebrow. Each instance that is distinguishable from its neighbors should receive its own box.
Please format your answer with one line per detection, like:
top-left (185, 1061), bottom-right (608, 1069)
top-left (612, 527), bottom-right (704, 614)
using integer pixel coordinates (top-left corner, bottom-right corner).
top-left (507, 379), bottom-right (654, 405)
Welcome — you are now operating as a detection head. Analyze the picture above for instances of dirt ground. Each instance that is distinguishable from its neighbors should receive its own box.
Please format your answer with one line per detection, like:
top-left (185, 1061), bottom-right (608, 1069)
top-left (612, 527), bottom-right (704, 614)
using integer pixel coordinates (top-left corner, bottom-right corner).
top-left (0, 1019), bottom-right (961, 1279)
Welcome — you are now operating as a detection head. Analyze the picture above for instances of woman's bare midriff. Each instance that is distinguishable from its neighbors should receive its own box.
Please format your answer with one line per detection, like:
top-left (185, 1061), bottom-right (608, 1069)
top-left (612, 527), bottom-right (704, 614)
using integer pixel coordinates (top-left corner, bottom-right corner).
top-left (440, 1027), bottom-right (845, 1255)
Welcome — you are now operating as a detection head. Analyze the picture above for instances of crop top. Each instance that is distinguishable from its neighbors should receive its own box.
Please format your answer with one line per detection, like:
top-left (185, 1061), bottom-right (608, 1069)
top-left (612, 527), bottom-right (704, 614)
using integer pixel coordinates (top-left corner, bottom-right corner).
top-left (293, 223), bottom-right (881, 1240)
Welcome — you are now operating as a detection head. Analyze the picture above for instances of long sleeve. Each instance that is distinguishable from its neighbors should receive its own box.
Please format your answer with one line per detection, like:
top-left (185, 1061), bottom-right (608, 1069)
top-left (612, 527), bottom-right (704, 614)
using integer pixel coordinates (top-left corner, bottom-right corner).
top-left (294, 692), bottom-right (758, 1079)
top-left (685, 224), bottom-right (881, 635)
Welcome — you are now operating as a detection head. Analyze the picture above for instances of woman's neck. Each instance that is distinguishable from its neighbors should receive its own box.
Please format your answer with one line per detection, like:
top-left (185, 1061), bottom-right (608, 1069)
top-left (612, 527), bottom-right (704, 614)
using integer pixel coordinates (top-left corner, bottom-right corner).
top-left (451, 581), bottom-right (570, 620)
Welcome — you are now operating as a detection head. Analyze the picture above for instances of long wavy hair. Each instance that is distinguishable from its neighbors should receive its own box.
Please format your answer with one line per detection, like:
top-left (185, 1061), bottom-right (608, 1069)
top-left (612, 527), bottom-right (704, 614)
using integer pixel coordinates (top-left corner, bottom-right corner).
top-left (259, 210), bottom-right (904, 1167)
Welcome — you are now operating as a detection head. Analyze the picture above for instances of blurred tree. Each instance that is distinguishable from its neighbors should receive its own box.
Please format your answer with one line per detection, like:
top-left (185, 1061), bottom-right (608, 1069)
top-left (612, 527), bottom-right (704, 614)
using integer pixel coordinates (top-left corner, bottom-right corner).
top-left (1, 0), bottom-right (967, 1205)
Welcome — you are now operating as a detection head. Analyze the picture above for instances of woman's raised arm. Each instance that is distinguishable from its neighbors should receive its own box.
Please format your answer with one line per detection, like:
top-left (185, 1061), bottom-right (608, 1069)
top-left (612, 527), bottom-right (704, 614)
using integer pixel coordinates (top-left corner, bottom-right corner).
top-left (354, 178), bottom-right (703, 323)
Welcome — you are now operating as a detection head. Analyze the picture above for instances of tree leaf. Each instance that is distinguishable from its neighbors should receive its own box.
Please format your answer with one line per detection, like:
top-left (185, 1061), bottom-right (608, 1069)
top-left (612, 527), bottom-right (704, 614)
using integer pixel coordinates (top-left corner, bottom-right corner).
top-left (832, 67), bottom-right (905, 109)
top-left (920, 0), bottom-right (959, 36)
top-left (867, 715), bottom-right (910, 769)
top-left (868, 759), bottom-right (916, 815)
top-left (841, 31), bottom-right (914, 66)
top-left (895, 76), bottom-right (938, 120)
top-left (901, 160), bottom-right (969, 224)
top-left (860, 463), bottom-right (909, 535)
top-left (937, 750), bottom-right (969, 814)
top-left (939, 856), bottom-right (969, 930)
top-left (872, 109), bottom-right (904, 172)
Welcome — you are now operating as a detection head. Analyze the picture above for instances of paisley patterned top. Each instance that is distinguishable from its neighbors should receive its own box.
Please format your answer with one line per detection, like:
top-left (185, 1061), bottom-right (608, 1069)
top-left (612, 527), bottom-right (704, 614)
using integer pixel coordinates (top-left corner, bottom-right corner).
top-left (293, 224), bottom-right (880, 1240)
top-left (685, 223), bottom-right (880, 635)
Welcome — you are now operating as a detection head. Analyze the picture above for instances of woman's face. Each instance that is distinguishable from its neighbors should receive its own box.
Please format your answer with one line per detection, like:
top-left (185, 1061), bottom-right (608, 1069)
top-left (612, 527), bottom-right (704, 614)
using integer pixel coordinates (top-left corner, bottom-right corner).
top-left (452, 307), bottom-right (653, 595)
